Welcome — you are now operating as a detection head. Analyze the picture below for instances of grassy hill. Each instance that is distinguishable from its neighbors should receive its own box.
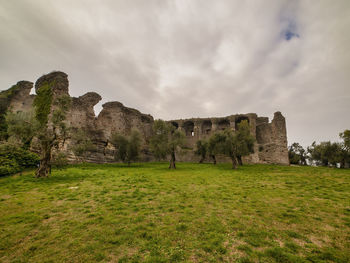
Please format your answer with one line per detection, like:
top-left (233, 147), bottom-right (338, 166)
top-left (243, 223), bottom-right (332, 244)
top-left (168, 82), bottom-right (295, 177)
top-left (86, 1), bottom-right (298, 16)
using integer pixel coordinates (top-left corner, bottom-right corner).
top-left (0, 163), bottom-right (349, 262)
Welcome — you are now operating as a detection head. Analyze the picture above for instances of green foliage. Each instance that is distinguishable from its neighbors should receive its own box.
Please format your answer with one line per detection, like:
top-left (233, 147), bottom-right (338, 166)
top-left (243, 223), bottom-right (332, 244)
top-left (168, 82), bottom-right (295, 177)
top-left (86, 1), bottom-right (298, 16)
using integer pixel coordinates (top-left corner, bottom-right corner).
top-left (33, 82), bottom-right (53, 127)
top-left (150, 120), bottom-right (186, 168)
top-left (307, 141), bottom-right (342, 166)
top-left (111, 129), bottom-right (142, 165)
top-left (0, 143), bottom-right (39, 176)
top-left (208, 120), bottom-right (255, 168)
top-left (0, 85), bottom-right (22, 140)
top-left (111, 133), bottom-right (128, 161)
top-left (33, 81), bottom-right (71, 177)
top-left (340, 130), bottom-right (350, 151)
top-left (235, 120), bottom-right (255, 160)
top-left (128, 130), bottom-right (142, 164)
top-left (149, 120), bottom-right (170, 160)
top-left (195, 139), bottom-right (208, 163)
top-left (0, 157), bottom-right (20, 176)
top-left (208, 132), bottom-right (226, 164)
top-left (288, 142), bottom-right (307, 165)
top-left (307, 130), bottom-right (350, 168)
top-left (5, 111), bottom-right (38, 149)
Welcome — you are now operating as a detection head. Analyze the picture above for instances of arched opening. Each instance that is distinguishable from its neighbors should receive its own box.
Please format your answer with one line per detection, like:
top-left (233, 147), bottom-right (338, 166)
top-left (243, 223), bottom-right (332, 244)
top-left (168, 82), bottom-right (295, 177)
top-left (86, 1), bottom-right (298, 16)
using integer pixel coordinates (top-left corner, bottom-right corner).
top-left (218, 119), bottom-right (230, 130)
top-left (235, 116), bottom-right (249, 130)
top-left (183, 121), bottom-right (194, 136)
top-left (171, 121), bottom-right (179, 129)
top-left (202, 120), bottom-right (212, 134)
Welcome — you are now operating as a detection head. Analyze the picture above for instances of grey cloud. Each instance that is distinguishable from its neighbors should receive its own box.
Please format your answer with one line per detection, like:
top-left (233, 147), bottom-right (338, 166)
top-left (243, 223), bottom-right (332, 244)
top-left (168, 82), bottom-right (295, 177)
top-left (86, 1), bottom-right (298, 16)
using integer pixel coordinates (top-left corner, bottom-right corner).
top-left (1, 0), bottom-right (349, 147)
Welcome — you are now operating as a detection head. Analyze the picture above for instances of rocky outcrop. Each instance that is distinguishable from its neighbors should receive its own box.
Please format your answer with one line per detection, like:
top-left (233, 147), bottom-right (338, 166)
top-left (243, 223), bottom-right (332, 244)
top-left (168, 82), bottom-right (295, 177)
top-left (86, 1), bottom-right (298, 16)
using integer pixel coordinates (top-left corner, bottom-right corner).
top-left (1, 71), bottom-right (289, 165)
top-left (8, 81), bottom-right (35, 113)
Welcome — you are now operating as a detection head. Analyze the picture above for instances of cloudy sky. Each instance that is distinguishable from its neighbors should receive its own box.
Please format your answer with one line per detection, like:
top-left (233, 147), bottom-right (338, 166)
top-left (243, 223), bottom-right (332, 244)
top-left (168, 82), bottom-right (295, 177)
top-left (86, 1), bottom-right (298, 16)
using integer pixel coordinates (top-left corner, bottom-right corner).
top-left (1, 0), bottom-right (349, 146)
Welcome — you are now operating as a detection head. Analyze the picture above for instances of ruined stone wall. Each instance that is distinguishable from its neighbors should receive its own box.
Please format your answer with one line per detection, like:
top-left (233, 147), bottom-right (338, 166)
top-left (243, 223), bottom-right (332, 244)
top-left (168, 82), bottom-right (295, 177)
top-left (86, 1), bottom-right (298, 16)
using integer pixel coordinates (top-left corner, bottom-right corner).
top-left (1, 71), bottom-right (289, 165)
top-left (169, 112), bottom-right (289, 165)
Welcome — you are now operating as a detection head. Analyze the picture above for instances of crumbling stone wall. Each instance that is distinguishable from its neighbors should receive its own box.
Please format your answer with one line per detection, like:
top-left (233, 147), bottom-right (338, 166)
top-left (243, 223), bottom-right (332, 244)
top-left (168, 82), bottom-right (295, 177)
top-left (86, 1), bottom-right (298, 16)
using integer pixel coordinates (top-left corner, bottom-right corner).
top-left (1, 71), bottom-right (289, 165)
top-left (169, 112), bottom-right (289, 165)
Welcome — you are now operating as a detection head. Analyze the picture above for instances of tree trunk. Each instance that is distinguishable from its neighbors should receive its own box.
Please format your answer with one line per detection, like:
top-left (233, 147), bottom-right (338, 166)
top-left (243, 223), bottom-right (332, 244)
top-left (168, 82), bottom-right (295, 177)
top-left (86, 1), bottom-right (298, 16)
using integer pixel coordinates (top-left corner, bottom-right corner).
top-left (36, 149), bottom-right (51, 177)
top-left (169, 150), bottom-right (176, 169)
top-left (199, 155), bottom-right (205, 163)
top-left (211, 155), bottom-right (216, 165)
top-left (340, 159), bottom-right (345, 169)
top-left (231, 156), bottom-right (237, 169)
top-left (237, 155), bottom-right (243, 166)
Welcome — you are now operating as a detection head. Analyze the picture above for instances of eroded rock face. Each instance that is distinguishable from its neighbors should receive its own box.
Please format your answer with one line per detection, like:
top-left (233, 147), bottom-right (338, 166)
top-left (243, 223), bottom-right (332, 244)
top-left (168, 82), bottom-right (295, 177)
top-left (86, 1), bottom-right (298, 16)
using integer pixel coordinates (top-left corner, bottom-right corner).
top-left (8, 81), bottom-right (35, 113)
top-left (2, 71), bottom-right (289, 165)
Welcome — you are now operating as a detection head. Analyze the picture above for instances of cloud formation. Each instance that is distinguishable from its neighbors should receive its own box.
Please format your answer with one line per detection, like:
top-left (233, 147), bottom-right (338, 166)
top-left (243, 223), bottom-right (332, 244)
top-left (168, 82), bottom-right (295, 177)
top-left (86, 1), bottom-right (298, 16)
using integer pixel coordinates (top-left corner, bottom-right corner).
top-left (0, 0), bottom-right (349, 146)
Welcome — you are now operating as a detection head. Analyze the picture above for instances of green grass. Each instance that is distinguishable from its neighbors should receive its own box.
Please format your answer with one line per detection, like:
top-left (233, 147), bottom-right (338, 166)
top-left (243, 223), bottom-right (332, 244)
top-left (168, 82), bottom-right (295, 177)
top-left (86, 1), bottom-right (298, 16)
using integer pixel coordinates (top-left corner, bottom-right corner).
top-left (0, 163), bottom-right (349, 262)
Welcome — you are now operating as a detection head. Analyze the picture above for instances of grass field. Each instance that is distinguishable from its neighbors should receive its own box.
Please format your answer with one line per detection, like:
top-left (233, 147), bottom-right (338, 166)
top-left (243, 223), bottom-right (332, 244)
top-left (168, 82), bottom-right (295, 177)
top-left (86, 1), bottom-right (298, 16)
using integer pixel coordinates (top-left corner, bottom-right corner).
top-left (0, 163), bottom-right (349, 263)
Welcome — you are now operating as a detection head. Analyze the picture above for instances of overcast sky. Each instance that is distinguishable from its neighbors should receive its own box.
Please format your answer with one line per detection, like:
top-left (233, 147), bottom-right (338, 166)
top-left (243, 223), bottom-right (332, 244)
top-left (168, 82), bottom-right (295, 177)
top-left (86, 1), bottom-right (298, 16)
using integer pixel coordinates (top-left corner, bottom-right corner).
top-left (1, 0), bottom-right (349, 147)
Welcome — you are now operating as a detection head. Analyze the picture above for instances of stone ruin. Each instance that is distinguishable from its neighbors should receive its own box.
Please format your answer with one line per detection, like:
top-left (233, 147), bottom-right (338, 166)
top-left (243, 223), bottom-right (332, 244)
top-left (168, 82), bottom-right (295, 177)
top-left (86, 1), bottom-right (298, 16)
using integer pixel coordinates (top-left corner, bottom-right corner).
top-left (1, 71), bottom-right (289, 165)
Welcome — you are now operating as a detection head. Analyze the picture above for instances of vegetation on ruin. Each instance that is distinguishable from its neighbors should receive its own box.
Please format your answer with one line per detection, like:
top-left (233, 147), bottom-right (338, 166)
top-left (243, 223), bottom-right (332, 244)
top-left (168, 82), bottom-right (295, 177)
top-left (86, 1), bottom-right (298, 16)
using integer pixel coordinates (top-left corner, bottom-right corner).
top-left (0, 163), bottom-right (349, 262)
top-left (33, 81), bottom-right (71, 178)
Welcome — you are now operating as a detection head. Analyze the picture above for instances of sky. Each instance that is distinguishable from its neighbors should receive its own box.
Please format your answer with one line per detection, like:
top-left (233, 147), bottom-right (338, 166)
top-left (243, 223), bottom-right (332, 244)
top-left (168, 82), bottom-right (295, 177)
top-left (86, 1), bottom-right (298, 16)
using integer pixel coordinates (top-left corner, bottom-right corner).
top-left (0, 0), bottom-right (349, 147)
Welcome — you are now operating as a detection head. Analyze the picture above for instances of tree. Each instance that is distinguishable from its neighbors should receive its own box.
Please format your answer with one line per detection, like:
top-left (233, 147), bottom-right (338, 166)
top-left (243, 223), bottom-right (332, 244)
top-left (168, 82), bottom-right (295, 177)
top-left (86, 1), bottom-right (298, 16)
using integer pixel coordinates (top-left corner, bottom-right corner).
top-left (288, 142), bottom-right (307, 165)
top-left (71, 129), bottom-right (96, 162)
top-left (5, 111), bottom-right (38, 149)
top-left (307, 141), bottom-right (340, 167)
top-left (209, 120), bottom-right (255, 169)
top-left (110, 129), bottom-right (142, 166)
top-left (195, 139), bottom-right (208, 163)
top-left (235, 120), bottom-right (255, 165)
top-left (150, 120), bottom-right (186, 169)
top-left (340, 130), bottom-right (350, 150)
top-left (338, 130), bottom-right (350, 168)
top-left (33, 82), bottom-right (71, 177)
top-left (208, 133), bottom-right (225, 165)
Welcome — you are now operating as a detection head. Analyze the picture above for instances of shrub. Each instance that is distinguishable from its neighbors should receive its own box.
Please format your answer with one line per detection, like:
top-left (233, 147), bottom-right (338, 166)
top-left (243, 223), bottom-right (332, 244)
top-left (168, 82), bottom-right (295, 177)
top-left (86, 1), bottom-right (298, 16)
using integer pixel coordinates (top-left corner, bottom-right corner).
top-left (0, 143), bottom-right (39, 176)
top-left (0, 157), bottom-right (21, 176)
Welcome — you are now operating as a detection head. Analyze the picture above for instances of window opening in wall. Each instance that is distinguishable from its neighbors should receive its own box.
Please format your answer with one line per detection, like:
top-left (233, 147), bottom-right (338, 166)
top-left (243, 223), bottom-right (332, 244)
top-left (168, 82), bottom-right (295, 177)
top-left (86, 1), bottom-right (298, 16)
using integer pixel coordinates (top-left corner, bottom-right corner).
top-left (202, 120), bottom-right (212, 135)
top-left (218, 119), bottom-right (230, 130)
top-left (183, 121), bottom-right (195, 137)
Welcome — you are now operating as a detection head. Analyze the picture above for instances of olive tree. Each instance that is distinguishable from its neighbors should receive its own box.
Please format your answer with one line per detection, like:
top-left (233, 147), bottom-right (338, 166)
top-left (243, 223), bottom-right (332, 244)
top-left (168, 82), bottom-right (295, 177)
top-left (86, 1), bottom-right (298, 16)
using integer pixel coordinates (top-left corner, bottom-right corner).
top-left (195, 139), bottom-right (208, 163)
top-left (5, 110), bottom-right (38, 149)
top-left (150, 120), bottom-right (185, 169)
top-left (111, 129), bottom-right (142, 166)
top-left (208, 133), bottom-right (225, 165)
top-left (209, 120), bottom-right (255, 169)
top-left (33, 82), bottom-right (71, 177)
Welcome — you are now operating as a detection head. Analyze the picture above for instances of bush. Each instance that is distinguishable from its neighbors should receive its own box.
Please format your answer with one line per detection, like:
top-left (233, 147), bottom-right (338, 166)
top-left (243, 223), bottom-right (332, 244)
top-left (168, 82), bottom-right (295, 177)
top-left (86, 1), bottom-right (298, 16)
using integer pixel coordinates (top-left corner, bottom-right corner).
top-left (0, 157), bottom-right (21, 176)
top-left (0, 143), bottom-right (39, 176)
